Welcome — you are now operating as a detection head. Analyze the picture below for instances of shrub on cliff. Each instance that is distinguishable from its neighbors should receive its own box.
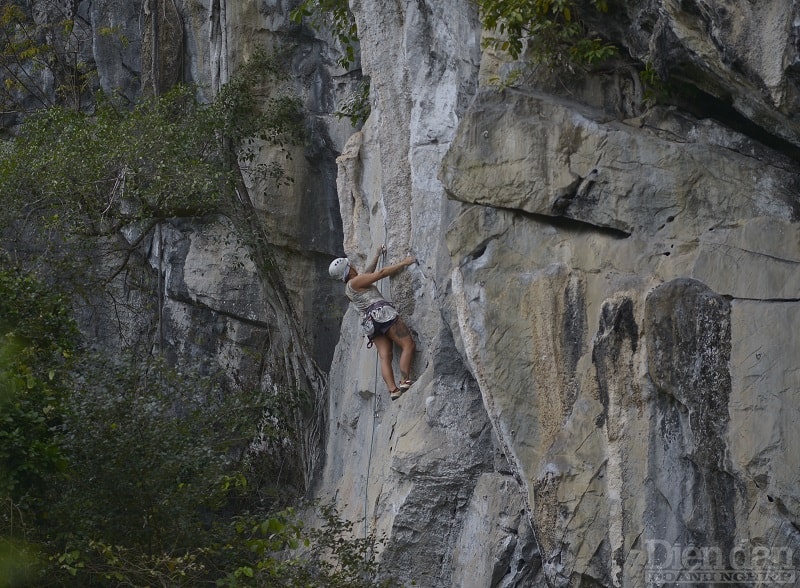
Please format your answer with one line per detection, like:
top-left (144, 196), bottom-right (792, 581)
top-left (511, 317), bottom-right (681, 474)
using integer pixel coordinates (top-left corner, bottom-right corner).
top-left (478, 0), bottom-right (617, 69)
top-left (0, 266), bottom-right (390, 587)
top-left (0, 49), bottom-right (303, 291)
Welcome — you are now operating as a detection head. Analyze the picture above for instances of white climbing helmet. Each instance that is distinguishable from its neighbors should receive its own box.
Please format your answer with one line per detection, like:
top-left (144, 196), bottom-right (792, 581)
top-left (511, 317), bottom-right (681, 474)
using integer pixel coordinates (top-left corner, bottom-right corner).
top-left (328, 258), bottom-right (350, 282)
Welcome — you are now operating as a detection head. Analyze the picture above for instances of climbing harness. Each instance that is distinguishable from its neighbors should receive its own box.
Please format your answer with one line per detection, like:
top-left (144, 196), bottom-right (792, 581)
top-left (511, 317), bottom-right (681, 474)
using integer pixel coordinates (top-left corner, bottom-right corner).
top-left (362, 300), bottom-right (397, 347)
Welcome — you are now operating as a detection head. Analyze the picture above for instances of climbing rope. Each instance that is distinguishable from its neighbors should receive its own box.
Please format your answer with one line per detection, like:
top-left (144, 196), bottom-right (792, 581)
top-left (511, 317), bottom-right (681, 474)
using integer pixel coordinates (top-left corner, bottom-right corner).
top-left (364, 246), bottom-right (385, 542)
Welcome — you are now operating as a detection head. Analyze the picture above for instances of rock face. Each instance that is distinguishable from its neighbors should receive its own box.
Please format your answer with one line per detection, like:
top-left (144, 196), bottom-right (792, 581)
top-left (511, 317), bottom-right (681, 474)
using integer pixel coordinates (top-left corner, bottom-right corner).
top-left (28, 0), bottom-right (351, 489)
top-left (316, 0), bottom-right (800, 586)
top-left (30, 0), bottom-right (800, 586)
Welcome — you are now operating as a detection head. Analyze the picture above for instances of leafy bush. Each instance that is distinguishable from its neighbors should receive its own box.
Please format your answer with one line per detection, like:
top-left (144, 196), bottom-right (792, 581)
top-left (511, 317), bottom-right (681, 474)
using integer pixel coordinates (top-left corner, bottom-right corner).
top-left (0, 264), bottom-right (76, 585)
top-left (216, 503), bottom-right (396, 588)
top-left (290, 0), bottom-right (359, 70)
top-left (0, 49), bottom-right (304, 289)
top-left (44, 503), bottom-right (394, 587)
top-left (0, 0), bottom-right (101, 116)
top-left (35, 353), bottom-right (271, 585)
top-left (50, 355), bottom-right (257, 547)
top-left (478, 0), bottom-right (617, 69)
top-left (0, 331), bottom-right (379, 587)
top-left (0, 263), bottom-right (77, 517)
top-left (0, 269), bottom-right (382, 586)
top-left (0, 13), bottom-right (392, 588)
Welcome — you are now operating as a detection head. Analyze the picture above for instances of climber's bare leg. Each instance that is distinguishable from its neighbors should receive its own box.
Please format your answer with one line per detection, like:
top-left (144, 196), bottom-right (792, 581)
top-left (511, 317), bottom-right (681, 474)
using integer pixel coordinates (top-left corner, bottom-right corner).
top-left (372, 335), bottom-right (396, 392)
top-left (388, 319), bottom-right (415, 382)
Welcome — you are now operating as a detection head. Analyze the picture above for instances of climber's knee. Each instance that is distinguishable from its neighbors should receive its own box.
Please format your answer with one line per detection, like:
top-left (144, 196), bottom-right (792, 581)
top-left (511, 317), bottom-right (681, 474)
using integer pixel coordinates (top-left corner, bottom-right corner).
top-left (374, 336), bottom-right (393, 360)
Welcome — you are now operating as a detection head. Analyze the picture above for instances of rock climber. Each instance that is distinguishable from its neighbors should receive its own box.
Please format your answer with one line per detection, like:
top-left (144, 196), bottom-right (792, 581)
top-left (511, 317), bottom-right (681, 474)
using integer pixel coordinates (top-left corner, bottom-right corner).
top-left (329, 245), bottom-right (416, 400)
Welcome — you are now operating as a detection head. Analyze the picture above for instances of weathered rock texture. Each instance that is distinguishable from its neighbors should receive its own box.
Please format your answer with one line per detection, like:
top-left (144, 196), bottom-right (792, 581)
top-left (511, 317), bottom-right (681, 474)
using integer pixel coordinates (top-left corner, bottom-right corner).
top-left (25, 0), bottom-right (353, 489)
top-left (315, 0), bottom-right (800, 586)
top-left (30, 0), bottom-right (800, 586)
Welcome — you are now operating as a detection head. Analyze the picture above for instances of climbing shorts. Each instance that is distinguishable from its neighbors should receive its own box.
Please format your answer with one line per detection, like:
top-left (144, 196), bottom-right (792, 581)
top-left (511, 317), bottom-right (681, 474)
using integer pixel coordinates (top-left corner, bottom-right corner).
top-left (362, 301), bottom-right (399, 346)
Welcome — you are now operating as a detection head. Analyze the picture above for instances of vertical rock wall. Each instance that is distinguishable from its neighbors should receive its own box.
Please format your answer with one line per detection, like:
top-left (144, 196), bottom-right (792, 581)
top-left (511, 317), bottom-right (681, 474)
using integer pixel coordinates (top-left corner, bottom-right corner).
top-left (317, 0), bottom-right (543, 586)
top-left (441, 90), bottom-right (800, 584)
top-left (31, 0), bottom-right (800, 585)
top-left (319, 0), bottom-right (800, 586)
top-left (38, 0), bottom-right (352, 489)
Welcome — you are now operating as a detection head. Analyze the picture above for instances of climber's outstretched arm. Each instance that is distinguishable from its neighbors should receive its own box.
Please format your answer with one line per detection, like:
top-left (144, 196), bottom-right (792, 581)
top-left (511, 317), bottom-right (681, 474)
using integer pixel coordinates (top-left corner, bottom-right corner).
top-left (350, 255), bottom-right (415, 290)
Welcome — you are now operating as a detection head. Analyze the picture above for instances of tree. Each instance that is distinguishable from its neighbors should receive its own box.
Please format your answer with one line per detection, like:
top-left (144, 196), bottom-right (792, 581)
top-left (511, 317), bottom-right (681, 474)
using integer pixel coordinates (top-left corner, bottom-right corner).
top-left (43, 352), bottom-right (275, 585)
top-left (477, 0), bottom-right (617, 71)
top-left (0, 261), bottom-right (77, 514)
top-left (0, 0), bottom-right (102, 125)
top-left (0, 264), bottom-right (394, 587)
top-left (0, 261), bottom-right (78, 586)
top-left (0, 36), bottom-right (391, 583)
top-left (0, 49), bottom-right (304, 293)
top-left (0, 12), bottom-right (394, 587)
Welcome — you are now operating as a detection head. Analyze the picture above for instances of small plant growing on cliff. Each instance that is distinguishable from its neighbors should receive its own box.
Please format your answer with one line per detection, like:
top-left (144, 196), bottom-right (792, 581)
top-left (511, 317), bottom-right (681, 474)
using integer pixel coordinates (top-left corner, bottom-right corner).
top-left (640, 60), bottom-right (671, 107)
top-left (477, 0), bottom-right (617, 70)
top-left (336, 76), bottom-right (371, 126)
top-left (0, 0), bottom-right (114, 119)
top-left (290, 0), bottom-right (359, 70)
top-left (290, 0), bottom-right (370, 126)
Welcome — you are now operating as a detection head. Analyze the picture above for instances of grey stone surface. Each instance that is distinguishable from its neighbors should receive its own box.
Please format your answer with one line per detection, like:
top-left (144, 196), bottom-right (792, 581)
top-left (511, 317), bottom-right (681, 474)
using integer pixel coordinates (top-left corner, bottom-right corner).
top-left (32, 0), bottom-right (800, 585)
top-left (318, 0), bottom-right (800, 584)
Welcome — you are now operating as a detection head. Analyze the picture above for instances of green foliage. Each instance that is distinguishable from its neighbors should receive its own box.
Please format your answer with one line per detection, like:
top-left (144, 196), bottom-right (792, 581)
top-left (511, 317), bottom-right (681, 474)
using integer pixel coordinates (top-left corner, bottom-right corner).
top-left (216, 504), bottom-right (396, 588)
top-left (3, 88), bottom-right (223, 227)
top-left (640, 60), bottom-right (670, 107)
top-left (39, 504), bottom-right (396, 587)
top-left (0, 264), bottom-right (77, 513)
top-left (0, 49), bottom-right (304, 286)
top-left (0, 265), bottom-right (76, 586)
top-left (0, 344), bottom-right (368, 587)
top-left (0, 335), bottom-right (66, 508)
top-left (0, 13), bottom-right (391, 588)
top-left (0, 268), bottom-right (378, 587)
top-left (290, 0), bottom-right (359, 71)
top-left (0, 264), bottom-right (78, 365)
top-left (0, 538), bottom-right (38, 588)
top-left (478, 0), bottom-right (617, 70)
top-left (300, 503), bottom-right (393, 588)
top-left (31, 353), bottom-right (267, 585)
top-left (0, 59), bottom-right (301, 226)
top-left (336, 77), bottom-right (371, 127)
top-left (210, 49), bottom-right (304, 149)
top-left (0, 0), bottom-right (104, 115)
top-left (290, 0), bottom-right (370, 126)
top-left (51, 355), bottom-right (257, 547)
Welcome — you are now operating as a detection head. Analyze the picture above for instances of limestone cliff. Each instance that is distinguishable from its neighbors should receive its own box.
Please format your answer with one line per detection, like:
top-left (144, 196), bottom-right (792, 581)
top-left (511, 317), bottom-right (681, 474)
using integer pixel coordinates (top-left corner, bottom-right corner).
top-left (318, 1), bottom-right (800, 586)
top-left (22, 0), bottom-right (353, 489)
top-left (30, 0), bottom-right (800, 586)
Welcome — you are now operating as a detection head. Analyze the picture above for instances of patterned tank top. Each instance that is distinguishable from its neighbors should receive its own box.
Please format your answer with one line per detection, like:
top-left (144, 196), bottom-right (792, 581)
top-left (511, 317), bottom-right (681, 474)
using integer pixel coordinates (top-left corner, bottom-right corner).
top-left (346, 281), bottom-right (387, 312)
